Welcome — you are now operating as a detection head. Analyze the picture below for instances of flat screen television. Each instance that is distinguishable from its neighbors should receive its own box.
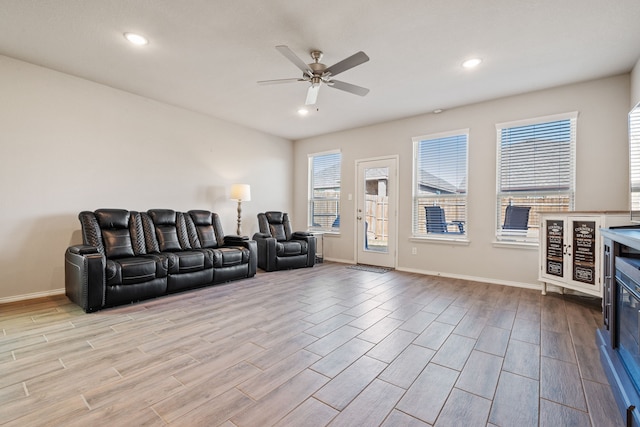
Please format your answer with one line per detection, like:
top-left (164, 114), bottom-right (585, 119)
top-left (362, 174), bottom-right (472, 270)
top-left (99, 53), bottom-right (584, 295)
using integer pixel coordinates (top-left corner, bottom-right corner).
top-left (631, 103), bottom-right (640, 223)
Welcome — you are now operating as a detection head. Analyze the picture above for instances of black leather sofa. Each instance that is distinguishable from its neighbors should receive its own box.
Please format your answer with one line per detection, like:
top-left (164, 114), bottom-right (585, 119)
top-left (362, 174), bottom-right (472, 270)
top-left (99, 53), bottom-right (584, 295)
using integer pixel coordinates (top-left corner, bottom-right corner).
top-left (252, 211), bottom-right (316, 271)
top-left (65, 208), bottom-right (257, 312)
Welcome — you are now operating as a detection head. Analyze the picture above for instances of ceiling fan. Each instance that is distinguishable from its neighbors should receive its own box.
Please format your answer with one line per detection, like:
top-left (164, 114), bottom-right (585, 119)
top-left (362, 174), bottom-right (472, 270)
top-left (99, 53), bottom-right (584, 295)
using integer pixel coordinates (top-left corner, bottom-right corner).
top-left (258, 45), bottom-right (370, 106)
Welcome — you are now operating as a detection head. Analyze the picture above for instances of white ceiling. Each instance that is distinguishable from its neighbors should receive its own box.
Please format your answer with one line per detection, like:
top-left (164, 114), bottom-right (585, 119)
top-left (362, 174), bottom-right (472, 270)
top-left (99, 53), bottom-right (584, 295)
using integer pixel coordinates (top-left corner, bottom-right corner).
top-left (2, 0), bottom-right (640, 140)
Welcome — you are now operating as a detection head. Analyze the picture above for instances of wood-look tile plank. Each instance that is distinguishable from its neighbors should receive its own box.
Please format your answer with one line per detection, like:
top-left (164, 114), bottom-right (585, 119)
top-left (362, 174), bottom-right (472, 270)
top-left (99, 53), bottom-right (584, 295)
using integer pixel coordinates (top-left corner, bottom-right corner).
top-left (399, 310), bottom-right (438, 334)
top-left (168, 387), bottom-right (254, 427)
top-left (431, 333), bottom-right (476, 371)
top-left (455, 350), bottom-right (503, 400)
top-left (304, 314), bottom-right (357, 338)
top-left (474, 325), bottom-right (510, 357)
top-left (2, 395), bottom-right (89, 427)
top-left (305, 325), bottom-right (362, 357)
top-left (487, 308), bottom-right (516, 330)
top-left (489, 371), bottom-right (538, 427)
top-left (380, 409), bottom-right (431, 427)
top-left (435, 388), bottom-right (492, 427)
top-left (378, 344), bottom-right (435, 389)
top-left (231, 369), bottom-right (329, 427)
top-left (247, 334), bottom-right (315, 370)
top-left (237, 349), bottom-right (320, 400)
top-left (327, 379), bottom-right (404, 427)
top-left (83, 355), bottom-right (193, 410)
top-left (348, 307), bottom-right (391, 330)
top-left (503, 339), bottom-right (540, 380)
top-left (272, 397), bottom-right (339, 427)
top-left (510, 316), bottom-right (541, 345)
top-left (396, 362), bottom-right (459, 424)
top-left (366, 329), bottom-right (418, 363)
top-left (452, 313), bottom-right (488, 339)
top-left (582, 379), bottom-right (625, 427)
top-left (436, 305), bottom-right (468, 326)
top-left (540, 356), bottom-right (587, 411)
top-left (387, 303), bottom-right (425, 321)
top-left (341, 298), bottom-right (382, 317)
top-left (574, 343), bottom-right (608, 384)
top-left (154, 361), bottom-right (261, 422)
top-left (413, 321), bottom-right (456, 351)
top-left (1, 357), bottom-right (64, 388)
top-left (313, 355), bottom-right (387, 410)
top-left (539, 398), bottom-right (591, 427)
top-left (541, 329), bottom-right (577, 363)
top-left (309, 337), bottom-right (374, 378)
top-left (357, 317), bottom-right (404, 344)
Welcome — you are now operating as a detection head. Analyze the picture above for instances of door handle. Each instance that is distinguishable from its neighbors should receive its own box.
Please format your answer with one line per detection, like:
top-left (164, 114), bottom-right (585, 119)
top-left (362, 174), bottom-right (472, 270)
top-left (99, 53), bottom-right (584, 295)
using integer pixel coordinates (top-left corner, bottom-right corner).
top-left (357, 216), bottom-right (362, 220)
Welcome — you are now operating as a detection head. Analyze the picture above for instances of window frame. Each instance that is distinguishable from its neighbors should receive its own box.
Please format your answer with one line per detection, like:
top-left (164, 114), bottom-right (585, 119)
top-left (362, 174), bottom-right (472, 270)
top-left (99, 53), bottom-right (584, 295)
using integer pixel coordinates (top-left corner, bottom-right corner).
top-left (412, 129), bottom-right (469, 240)
top-left (308, 150), bottom-right (342, 232)
top-left (495, 112), bottom-right (578, 244)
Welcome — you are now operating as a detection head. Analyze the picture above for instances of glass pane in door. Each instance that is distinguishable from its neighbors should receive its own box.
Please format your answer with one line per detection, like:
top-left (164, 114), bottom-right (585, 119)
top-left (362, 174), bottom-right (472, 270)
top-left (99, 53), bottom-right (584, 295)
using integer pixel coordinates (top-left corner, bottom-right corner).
top-left (364, 167), bottom-right (389, 253)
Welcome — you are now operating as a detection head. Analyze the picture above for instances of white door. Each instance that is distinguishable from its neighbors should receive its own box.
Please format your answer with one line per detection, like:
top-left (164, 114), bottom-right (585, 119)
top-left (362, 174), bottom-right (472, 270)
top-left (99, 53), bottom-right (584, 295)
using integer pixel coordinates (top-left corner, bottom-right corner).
top-left (356, 157), bottom-right (397, 268)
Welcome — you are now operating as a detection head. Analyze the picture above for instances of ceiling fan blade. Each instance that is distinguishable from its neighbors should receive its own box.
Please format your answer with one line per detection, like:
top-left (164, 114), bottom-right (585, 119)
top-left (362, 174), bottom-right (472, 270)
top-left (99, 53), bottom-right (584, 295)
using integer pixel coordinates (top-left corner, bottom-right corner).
top-left (305, 84), bottom-right (320, 105)
top-left (324, 51), bottom-right (369, 77)
top-left (276, 45), bottom-right (313, 77)
top-left (257, 78), bottom-right (305, 85)
top-left (327, 80), bottom-right (369, 96)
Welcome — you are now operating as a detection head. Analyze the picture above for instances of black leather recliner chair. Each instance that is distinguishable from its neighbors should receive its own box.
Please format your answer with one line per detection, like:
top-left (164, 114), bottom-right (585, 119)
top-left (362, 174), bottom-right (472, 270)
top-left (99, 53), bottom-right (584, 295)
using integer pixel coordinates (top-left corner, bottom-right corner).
top-left (252, 211), bottom-right (316, 271)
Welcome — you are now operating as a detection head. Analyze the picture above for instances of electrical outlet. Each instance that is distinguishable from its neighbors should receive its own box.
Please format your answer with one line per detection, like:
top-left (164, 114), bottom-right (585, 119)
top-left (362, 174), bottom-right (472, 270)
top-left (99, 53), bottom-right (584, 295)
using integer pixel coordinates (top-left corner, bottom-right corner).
top-left (411, 247), bottom-right (417, 255)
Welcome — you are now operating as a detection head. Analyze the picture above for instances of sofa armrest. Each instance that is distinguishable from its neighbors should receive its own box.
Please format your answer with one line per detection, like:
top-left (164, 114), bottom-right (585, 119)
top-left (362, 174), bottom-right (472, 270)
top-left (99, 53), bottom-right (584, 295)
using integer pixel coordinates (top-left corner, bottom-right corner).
top-left (65, 245), bottom-right (105, 313)
top-left (252, 232), bottom-right (278, 272)
top-left (291, 232), bottom-right (316, 267)
top-left (292, 231), bottom-right (313, 239)
top-left (224, 234), bottom-right (250, 243)
top-left (223, 236), bottom-right (257, 277)
top-left (68, 245), bottom-right (100, 255)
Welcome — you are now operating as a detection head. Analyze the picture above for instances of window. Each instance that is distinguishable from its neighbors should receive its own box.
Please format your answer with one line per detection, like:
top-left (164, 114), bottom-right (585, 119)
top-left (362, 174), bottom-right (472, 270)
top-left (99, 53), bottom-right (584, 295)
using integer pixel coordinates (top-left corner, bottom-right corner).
top-left (496, 112), bottom-right (577, 242)
top-left (309, 151), bottom-right (341, 231)
top-left (413, 130), bottom-right (468, 237)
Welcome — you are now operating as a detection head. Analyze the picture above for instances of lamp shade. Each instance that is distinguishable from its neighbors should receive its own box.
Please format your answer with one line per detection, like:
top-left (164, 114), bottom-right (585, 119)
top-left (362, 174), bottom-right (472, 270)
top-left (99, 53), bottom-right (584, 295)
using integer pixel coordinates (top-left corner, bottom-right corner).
top-left (230, 184), bottom-right (251, 201)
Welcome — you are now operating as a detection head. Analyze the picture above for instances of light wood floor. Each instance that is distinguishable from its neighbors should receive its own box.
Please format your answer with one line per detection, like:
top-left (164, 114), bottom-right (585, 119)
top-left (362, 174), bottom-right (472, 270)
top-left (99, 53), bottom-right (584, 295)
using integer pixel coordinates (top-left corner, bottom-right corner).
top-left (0, 262), bottom-right (623, 426)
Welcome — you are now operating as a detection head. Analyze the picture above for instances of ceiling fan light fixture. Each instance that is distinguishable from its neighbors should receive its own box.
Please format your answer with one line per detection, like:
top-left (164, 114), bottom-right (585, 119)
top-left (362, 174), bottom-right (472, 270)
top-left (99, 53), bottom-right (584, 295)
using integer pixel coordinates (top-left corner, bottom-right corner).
top-left (124, 32), bottom-right (149, 46)
top-left (462, 58), bottom-right (482, 69)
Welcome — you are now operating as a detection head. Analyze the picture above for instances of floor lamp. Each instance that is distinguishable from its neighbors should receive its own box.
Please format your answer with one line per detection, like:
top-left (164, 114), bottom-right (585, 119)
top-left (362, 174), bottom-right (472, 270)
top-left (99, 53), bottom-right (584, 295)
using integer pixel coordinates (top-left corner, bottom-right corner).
top-left (230, 184), bottom-right (251, 235)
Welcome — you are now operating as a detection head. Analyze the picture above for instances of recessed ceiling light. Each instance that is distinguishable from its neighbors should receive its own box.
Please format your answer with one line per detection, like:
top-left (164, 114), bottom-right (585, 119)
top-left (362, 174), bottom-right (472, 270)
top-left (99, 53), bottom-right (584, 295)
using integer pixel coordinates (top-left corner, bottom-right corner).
top-left (433, 109), bottom-right (444, 114)
top-left (124, 32), bottom-right (148, 46)
top-left (462, 58), bottom-right (482, 69)
top-left (298, 108), bottom-right (309, 116)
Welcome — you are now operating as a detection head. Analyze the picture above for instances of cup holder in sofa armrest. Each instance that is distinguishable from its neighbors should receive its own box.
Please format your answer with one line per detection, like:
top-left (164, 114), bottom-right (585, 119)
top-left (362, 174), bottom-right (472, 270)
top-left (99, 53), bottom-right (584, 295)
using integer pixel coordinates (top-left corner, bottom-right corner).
top-left (68, 245), bottom-right (101, 255)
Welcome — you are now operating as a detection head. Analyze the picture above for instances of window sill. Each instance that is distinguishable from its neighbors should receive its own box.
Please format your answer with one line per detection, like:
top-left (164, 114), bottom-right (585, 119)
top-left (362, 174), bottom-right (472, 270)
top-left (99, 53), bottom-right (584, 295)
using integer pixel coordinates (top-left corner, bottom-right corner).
top-left (410, 236), bottom-right (470, 246)
top-left (492, 240), bottom-right (539, 250)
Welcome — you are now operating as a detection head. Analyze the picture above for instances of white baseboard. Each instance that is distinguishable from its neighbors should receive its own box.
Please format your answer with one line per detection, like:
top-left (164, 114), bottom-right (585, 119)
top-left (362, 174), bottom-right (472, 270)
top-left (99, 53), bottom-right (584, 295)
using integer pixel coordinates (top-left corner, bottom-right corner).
top-left (395, 266), bottom-right (544, 293)
top-left (0, 288), bottom-right (65, 305)
top-left (322, 257), bottom-right (355, 265)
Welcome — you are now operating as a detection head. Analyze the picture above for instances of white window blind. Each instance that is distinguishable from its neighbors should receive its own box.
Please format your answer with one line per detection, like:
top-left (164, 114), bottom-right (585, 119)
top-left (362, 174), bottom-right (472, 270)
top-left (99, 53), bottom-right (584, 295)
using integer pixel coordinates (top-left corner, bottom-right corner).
top-left (309, 151), bottom-right (341, 230)
top-left (630, 105), bottom-right (640, 217)
top-left (412, 131), bottom-right (468, 237)
top-left (496, 112), bottom-right (577, 242)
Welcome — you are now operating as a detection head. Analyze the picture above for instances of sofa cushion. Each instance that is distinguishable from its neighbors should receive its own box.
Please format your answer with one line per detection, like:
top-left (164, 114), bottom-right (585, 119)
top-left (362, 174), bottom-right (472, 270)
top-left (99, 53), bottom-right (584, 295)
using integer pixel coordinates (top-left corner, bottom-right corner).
top-left (101, 229), bottom-right (135, 259)
top-left (212, 247), bottom-right (249, 267)
top-left (188, 210), bottom-right (221, 248)
top-left (164, 250), bottom-right (214, 274)
top-left (105, 255), bottom-right (167, 286)
top-left (94, 210), bottom-right (135, 258)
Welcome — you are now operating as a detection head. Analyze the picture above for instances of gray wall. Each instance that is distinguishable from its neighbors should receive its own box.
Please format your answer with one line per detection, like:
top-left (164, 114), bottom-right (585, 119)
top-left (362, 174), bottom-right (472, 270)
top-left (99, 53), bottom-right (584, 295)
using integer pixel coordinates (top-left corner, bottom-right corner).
top-left (0, 55), bottom-right (293, 301)
top-left (293, 74), bottom-right (631, 288)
